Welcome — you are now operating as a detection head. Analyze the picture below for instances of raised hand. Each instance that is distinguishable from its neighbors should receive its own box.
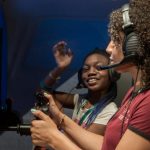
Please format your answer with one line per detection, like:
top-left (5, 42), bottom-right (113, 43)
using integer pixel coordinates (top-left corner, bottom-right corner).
top-left (52, 41), bottom-right (73, 69)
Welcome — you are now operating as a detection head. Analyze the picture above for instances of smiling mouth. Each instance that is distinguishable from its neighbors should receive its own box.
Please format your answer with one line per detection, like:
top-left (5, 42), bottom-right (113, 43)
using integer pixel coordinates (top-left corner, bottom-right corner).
top-left (87, 78), bottom-right (98, 85)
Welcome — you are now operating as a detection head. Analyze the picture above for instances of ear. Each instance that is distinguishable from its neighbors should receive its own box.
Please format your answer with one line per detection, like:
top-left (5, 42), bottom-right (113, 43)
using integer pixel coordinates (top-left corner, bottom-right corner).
top-left (76, 68), bottom-right (86, 89)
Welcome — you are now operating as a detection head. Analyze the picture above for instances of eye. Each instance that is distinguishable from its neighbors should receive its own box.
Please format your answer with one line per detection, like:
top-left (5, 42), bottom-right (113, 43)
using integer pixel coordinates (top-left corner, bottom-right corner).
top-left (96, 64), bottom-right (102, 71)
top-left (82, 65), bottom-right (89, 72)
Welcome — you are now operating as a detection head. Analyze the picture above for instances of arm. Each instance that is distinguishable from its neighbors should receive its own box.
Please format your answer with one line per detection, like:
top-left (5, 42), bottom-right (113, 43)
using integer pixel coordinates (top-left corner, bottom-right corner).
top-left (116, 129), bottom-right (150, 150)
top-left (51, 130), bottom-right (82, 150)
top-left (43, 41), bottom-right (73, 86)
top-left (52, 91), bottom-right (75, 109)
top-left (41, 41), bottom-right (75, 108)
top-left (60, 113), bottom-right (103, 150)
top-left (86, 123), bottom-right (106, 136)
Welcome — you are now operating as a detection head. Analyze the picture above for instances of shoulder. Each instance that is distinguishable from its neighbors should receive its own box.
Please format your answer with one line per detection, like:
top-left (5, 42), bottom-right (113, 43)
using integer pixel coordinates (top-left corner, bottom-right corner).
top-left (94, 102), bottom-right (118, 125)
top-left (128, 90), bottom-right (150, 139)
top-left (73, 93), bottom-right (80, 105)
top-left (131, 89), bottom-right (150, 109)
top-left (101, 102), bottom-right (118, 113)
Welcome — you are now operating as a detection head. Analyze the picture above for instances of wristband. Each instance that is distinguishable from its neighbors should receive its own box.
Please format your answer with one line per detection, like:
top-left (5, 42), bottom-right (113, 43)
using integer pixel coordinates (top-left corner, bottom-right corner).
top-left (49, 72), bottom-right (61, 80)
top-left (58, 114), bottom-right (66, 130)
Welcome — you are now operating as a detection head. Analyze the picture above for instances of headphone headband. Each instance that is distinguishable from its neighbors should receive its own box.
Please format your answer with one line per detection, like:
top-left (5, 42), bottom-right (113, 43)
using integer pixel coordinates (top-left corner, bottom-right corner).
top-left (121, 3), bottom-right (140, 65)
top-left (122, 4), bottom-right (134, 30)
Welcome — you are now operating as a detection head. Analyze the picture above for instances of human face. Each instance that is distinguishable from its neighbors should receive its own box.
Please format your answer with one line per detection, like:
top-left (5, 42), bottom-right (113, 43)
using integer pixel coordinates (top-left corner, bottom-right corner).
top-left (81, 53), bottom-right (110, 92)
top-left (106, 32), bottom-right (127, 72)
top-left (106, 40), bottom-right (124, 64)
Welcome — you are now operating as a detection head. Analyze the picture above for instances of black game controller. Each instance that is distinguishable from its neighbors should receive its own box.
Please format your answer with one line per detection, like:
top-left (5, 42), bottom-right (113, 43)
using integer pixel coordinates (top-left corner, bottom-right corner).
top-left (34, 90), bottom-right (49, 115)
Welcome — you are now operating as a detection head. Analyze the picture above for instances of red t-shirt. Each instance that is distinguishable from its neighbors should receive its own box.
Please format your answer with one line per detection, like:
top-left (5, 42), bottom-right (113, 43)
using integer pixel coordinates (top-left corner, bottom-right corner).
top-left (102, 87), bottom-right (150, 150)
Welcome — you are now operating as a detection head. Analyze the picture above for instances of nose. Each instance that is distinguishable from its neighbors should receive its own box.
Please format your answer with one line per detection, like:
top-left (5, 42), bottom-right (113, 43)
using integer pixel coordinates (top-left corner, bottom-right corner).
top-left (106, 41), bottom-right (114, 55)
top-left (88, 67), bottom-right (97, 75)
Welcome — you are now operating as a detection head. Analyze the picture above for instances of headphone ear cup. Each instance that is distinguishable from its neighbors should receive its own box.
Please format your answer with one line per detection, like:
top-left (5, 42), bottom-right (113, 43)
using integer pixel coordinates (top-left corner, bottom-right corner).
top-left (123, 32), bottom-right (139, 55)
top-left (109, 69), bottom-right (121, 82)
top-left (122, 3), bottom-right (139, 56)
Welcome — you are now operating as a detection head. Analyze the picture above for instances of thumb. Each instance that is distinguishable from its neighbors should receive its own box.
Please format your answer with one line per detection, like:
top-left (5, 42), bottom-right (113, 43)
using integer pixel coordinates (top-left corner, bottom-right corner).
top-left (31, 109), bottom-right (49, 121)
top-left (43, 92), bottom-right (60, 117)
top-left (43, 92), bottom-right (55, 106)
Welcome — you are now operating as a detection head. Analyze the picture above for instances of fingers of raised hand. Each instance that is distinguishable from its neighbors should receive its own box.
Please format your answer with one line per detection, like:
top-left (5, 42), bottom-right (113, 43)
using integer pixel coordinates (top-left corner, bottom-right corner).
top-left (53, 41), bottom-right (71, 55)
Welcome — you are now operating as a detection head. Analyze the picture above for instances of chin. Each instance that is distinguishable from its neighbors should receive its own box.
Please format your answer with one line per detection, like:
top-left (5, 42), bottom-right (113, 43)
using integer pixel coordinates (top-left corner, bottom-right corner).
top-left (88, 85), bottom-right (100, 91)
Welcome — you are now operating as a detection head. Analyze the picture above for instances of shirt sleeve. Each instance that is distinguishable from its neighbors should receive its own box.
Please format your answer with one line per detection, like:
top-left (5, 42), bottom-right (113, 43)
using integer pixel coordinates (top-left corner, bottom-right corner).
top-left (73, 94), bottom-right (79, 105)
top-left (93, 102), bottom-right (118, 125)
top-left (128, 96), bottom-right (150, 140)
top-left (72, 94), bottom-right (79, 120)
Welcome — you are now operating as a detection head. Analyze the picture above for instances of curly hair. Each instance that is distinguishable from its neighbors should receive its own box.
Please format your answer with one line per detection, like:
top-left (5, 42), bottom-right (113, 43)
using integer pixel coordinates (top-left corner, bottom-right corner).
top-left (108, 8), bottom-right (123, 46)
top-left (108, 0), bottom-right (150, 87)
top-left (130, 0), bottom-right (150, 87)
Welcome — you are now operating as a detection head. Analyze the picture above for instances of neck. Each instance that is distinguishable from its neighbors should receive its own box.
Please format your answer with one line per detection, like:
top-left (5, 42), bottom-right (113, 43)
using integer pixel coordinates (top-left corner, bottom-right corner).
top-left (87, 90), bottom-right (108, 104)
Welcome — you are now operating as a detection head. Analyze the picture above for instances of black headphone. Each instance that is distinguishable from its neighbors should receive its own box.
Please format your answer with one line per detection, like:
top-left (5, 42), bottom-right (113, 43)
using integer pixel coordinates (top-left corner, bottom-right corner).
top-left (98, 4), bottom-right (141, 71)
top-left (122, 3), bottom-right (139, 58)
top-left (99, 4), bottom-right (140, 71)
top-left (76, 68), bottom-right (120, 89)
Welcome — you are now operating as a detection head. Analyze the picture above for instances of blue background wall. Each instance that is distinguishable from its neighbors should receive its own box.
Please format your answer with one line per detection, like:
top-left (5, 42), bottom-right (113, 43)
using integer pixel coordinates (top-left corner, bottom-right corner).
top-left (0, 3), bottom-right (7, 107)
